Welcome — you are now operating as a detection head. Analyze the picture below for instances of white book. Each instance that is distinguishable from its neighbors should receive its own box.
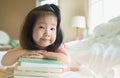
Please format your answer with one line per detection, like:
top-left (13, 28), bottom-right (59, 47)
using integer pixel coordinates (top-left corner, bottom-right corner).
top-left (20, 62), bottom-right (67, 68)
top-left (14, 76), bottom-right (44, 78)
top-left (16, 66), bottom-right (64, 73)
top-left (14, 70), bottom-right (63, 77)
top-left (14, 75), bottom-right (61, 78)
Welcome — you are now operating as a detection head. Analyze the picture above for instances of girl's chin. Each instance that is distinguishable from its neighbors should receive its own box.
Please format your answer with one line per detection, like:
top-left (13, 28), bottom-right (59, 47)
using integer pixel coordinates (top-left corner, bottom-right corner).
top-left (38, 44), bottom-right (51, 48)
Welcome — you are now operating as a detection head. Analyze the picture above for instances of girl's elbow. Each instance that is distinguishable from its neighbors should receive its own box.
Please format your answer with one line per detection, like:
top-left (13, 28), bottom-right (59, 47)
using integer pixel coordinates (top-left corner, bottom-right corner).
top-left (1, 59), bottom-right (16, 66)
top-left (1, 58), bottom-right (8, 66)
top-left (1, 56), bottom-right (14, 66)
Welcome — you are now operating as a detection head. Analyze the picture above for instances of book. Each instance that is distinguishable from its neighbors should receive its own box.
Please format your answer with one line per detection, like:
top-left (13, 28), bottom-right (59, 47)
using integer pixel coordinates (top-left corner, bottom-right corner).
top-left (14, 75), bottom-right (61, 78)
top-left (14, 70), bottom-right (63, 77)
top-left (16, 66), bottom-right (64, 73)
top-left (18, 57), bottom-right (67, 68)
top-left (18, 57), bottom-right (65, 64)
top-left (19, 62), bottom-right (67, 68)
top-left (14, 76), bottom-right (44, 78)
top-left (14, 57), bottom-right (67, 78)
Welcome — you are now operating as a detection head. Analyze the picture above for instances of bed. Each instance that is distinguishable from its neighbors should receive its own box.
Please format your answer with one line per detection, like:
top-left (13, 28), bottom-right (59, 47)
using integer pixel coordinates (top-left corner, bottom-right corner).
top-left (0, 16), bottom-right (120, 78)
top-left (65, 16), bottom-right (120, 78)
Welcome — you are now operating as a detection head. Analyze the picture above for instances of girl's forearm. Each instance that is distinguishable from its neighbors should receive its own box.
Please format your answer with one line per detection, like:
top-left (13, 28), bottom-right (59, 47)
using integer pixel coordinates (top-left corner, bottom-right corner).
top-left (1, 50), bottom-right (27, 66)
top-left (44, 52), bottom-right (71, 65)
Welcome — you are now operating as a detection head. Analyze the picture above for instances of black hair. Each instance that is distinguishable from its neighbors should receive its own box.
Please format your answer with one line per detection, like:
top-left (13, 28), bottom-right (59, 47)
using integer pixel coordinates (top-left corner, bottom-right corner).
top-left (20, 4), bottom-right (63, 51)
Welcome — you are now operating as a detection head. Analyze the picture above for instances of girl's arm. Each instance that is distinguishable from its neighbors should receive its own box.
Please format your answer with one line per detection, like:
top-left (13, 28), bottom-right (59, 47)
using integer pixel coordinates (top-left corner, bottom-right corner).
top-left (46, 44), bottom-right (71, 65)
top-left (2, 44), bottom-right (44, 66)
top-left (1, 49), bottom-right (27, 66)
top-left (43, 51), bottom-right (71, 65)
top-left (40, 43), bottom-right (71, 66)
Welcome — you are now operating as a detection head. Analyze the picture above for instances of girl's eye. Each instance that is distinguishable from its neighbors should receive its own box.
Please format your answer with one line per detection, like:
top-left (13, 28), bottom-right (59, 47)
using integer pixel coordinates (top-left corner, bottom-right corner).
top-left (51, 28), bottom-right (55, 31)
top-left (39, 26), bottom-right (44, 29)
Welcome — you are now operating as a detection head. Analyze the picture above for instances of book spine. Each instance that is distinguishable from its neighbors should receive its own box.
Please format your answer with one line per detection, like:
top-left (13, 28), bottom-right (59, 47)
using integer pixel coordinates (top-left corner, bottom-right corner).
top-left (14, 75), bottom-right (61, 78)
top-left (20, 62), bottom-right (68, 68)
top-left (16, 66), bottom-right (65, 73)
top-left (14, 70), bottom-right (62, 77)
top-left (14, 75), bottom-right (49, 78)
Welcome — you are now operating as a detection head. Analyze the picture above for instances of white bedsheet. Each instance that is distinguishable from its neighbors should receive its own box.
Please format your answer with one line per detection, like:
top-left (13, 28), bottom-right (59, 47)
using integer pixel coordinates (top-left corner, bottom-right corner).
top-left (61, 71), bottom-right (94, 78)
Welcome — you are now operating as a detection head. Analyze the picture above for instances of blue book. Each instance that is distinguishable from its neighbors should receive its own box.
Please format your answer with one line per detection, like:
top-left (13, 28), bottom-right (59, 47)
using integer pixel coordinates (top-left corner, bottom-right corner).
top-left (18, 57), bottom-right (65, 64)
top-left (18, 58), bottom-right (67, 68)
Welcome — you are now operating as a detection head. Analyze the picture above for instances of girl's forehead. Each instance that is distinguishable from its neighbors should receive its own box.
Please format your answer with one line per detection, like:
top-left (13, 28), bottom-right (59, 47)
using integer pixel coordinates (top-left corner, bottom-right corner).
top-left (36, 11), bottom-right (57, 21)
top-left (35, 15), bottom-right (57, 27)
top-left (36, 15), bottom-right (57, 22)
top-left (38, 11), bottom-right (56, 18)
top-left (38, 14), bottom-right (57, 19)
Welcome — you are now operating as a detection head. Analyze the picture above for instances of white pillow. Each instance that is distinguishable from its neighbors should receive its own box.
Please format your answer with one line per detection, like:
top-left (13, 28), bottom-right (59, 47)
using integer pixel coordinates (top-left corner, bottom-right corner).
top-left (109, 16), bottom-right (120, 22)
top-left (93, 21), bottom-right (120, 37)
top-left (0, 31), bottom-right (10, 45)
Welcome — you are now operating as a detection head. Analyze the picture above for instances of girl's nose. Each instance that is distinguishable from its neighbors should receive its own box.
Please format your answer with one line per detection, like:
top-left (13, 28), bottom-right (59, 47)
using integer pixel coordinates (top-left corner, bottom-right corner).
top-left (44, 29), bottom-right (50, 37)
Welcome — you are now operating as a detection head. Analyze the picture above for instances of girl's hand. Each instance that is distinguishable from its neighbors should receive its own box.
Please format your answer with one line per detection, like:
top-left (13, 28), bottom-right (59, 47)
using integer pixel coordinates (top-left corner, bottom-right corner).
top-left (38, 50), bottom-right (47, 56)
top-left (21, 50), bottom-right (45, 59)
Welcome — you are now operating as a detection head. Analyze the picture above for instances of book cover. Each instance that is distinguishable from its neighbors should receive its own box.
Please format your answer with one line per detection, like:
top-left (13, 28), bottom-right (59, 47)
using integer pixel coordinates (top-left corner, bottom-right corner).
top-left (18, 57), bottom-right (65, 64)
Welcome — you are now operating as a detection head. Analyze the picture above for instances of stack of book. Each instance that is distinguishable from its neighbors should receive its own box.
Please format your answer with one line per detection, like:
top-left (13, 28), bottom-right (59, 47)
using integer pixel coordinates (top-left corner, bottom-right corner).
top-left (14, 57), bottom-right (68, 78)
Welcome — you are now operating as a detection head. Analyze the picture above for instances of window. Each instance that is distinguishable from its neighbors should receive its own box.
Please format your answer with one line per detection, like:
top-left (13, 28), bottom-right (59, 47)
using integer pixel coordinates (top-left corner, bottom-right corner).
top-left (88, 0), bottom-right (120, 34)
top-left (36, 0), bottom-right (58, 7)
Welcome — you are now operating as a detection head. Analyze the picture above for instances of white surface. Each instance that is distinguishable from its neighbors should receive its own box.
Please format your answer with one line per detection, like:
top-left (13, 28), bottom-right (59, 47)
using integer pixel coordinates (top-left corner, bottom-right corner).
top-left (61, 71), bottom-right (94, 78)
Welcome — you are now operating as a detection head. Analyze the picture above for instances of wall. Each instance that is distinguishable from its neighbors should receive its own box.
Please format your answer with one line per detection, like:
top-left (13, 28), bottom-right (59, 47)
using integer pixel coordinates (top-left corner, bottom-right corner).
top-left (0, 0), bottom-right (88, 42)
top-left (59, 0), bottom-right (88, 42)
top-left (0, 0), bottom-right (35, 39)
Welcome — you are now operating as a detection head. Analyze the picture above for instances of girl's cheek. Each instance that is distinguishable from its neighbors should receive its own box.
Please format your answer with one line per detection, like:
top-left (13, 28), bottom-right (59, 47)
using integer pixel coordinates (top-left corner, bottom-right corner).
top-left (38, 30), bottom-right (44, 36)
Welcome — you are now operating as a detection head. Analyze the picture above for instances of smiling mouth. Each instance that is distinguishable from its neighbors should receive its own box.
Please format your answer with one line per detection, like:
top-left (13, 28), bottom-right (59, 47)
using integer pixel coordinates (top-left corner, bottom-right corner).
top-left (41, 38), bottom-right (49, 41)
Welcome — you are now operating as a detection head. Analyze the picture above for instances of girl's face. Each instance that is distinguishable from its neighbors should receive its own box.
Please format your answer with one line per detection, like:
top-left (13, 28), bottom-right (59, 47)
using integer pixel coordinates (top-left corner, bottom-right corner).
top-left (33, 15), bottom-right (57, 49)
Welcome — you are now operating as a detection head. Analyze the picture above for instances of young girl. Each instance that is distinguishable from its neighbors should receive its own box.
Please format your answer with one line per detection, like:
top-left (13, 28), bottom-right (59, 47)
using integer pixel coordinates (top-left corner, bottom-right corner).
top-left (1, 4), bottom-right (71, 69)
